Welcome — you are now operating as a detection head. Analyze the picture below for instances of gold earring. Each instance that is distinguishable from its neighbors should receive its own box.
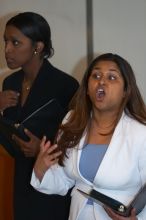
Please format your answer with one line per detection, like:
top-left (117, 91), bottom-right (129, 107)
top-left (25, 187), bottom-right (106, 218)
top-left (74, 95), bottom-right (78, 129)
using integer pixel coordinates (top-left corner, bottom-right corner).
top-left (34, 50), bottom-right (38, 55)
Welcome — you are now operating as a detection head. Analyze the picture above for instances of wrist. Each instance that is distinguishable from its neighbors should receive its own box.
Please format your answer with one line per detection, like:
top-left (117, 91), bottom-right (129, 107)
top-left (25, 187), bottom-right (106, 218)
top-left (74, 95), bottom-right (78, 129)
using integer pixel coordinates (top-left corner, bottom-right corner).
top-left (34, 166), bottom-right (46, 182)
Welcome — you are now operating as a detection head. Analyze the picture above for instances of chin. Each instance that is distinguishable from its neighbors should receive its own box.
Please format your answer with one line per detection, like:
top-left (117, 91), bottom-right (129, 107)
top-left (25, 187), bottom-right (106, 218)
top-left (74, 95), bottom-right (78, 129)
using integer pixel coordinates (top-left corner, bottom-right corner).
top-left (7, 63), bottom-right (20, 70)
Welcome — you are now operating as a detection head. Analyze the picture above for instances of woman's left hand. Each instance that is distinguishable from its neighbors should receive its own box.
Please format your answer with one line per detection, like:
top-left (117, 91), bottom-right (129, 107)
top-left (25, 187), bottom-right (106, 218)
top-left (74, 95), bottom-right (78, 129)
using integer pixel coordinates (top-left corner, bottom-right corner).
top-left (12, 129), bottom-right (41, 157)
top-left (105, 207), bottom-right (137, 220)
top-left (33, 136), bottom-right (62, 182)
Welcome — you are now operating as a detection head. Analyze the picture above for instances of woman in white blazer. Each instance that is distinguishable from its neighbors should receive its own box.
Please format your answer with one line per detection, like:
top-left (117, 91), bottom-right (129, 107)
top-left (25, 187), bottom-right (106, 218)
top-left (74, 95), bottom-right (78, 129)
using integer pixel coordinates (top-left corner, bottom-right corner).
top-left (31, 53), bottom-right (146, 220)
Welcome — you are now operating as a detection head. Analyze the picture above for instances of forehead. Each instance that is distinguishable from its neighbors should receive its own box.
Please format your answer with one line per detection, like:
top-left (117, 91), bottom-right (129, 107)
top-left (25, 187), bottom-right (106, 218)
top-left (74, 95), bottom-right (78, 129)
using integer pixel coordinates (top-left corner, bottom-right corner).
top-left (4, 25), bottom-right (29, 40)
top-left (92, 60), bottom-right (120, 72)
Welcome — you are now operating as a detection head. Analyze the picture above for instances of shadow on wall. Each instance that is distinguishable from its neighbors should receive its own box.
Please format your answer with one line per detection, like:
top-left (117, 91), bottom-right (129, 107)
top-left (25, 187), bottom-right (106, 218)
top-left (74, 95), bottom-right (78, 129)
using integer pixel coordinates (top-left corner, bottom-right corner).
top-left (71, 56), bottom-right (87, 84)
top-left (0, 11), bottom-right (20, 90)
top-left (71, 53), bottom-right (102, 84)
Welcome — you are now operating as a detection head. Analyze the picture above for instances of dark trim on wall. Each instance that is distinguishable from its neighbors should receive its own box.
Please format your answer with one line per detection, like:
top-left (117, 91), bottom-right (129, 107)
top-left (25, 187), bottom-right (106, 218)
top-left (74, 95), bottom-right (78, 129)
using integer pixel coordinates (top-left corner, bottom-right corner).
top-left (86, 0), bottom-right (94, 65)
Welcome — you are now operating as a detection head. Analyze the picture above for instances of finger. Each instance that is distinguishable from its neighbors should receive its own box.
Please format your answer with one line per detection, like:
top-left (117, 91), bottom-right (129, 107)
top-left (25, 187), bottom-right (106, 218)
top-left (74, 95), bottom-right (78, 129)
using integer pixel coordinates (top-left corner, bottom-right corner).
top-left (51, 158), bottom-right (60, 165)
top-left (8, 91), bottom-right (20, 97)
top-left (24, 148), bottom-right (35, 157)
top-left (46, 158), bottom-right (60, 168)
top-left (12, 92), bottom-right (20, 98)
top-left (40, 137), bottom-right (51, 153)
top-left (12, 134), bottom-right (24, 144)
top-left (9, 100), bottom-right (18, 105)
top-left (8, 100), bottom-right (18, 107)
top-left (104, 207), bottom-right (118, 219)
top-left (40, 136), bottom-right (47, 147)
top-left (23, 150), bottom-right (33, 157)
top-left (47, 144), bottom-right (58, 155)
top-left (12, 134), bottom-right (28, 150)
top-left (131, 208), bottom-right (136, 217)
top-left (9, 95), bottom-right (19, 100)
top-left (48, 150), bottom-right (62, 161)
top-left (10, 96), bottom-right (19, 102)
top-left (23, 128), bottom-right (33, 138)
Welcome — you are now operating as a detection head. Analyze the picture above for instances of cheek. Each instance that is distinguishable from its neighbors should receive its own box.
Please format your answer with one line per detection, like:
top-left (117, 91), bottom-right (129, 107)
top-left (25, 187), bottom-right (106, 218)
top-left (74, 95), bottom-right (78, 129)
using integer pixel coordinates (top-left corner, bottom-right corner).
top-left (87, 85), bottom-right (94, 97)
top-left (87, 86), bottom-right (97, 104)
top-left (87, 79), bottom-right (97, 95)
top-left (17, 49), bottom-right (33, 62)
top-left (112, 87), bottom-right (125, 103)
top-left (119, 84), bottom-right (126, 98)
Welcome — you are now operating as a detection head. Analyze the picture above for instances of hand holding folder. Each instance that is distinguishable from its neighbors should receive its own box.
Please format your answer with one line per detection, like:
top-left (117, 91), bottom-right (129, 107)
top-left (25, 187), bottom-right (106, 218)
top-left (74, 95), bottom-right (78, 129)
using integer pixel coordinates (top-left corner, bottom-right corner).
top-left (78, 184), bottom-right (146, 217)
top-left (0, 98), bottom-right (64, 142)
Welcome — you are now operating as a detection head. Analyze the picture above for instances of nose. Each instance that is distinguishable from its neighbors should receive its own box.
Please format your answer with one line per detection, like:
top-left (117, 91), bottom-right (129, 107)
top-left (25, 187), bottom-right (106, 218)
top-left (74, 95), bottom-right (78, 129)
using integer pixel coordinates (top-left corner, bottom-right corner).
top-left (99, 75), bottom-right (106, 85)
top-left (5, 41), bottom-right (13, 54)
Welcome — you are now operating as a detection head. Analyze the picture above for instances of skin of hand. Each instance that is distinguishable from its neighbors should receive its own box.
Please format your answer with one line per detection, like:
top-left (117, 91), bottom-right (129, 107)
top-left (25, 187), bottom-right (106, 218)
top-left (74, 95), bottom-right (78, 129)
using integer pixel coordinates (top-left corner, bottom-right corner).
top-left (12, 129), bottom-right (41, 157)
top-left (105, 207), bottom-right (138, 220)
top-left (0, 90), bottom-right (20, 111)
top-left (34, 136), bottom-right (62, 182)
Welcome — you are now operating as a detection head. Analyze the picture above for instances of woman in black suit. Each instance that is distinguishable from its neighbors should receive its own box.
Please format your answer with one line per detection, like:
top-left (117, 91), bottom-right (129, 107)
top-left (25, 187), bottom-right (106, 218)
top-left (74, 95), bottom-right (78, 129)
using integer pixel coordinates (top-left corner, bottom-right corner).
top-left (0, 12), bottom-right (79, 220)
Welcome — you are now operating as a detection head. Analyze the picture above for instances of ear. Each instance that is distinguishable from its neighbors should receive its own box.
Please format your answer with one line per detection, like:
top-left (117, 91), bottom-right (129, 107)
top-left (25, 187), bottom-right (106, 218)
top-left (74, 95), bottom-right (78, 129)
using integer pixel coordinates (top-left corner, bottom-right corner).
top-left (35, 41), bottom-right (44, 53)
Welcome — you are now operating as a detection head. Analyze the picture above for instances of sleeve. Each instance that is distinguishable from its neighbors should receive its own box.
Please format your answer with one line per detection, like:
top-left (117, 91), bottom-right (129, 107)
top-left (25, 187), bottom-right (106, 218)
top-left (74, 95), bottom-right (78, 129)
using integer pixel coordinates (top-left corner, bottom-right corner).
top-left (31, 110), bottom-right (76, 195)
top-left (137, 141), bottom-right (146, 220)
top-left (31, 164), bottom-right (75, 195)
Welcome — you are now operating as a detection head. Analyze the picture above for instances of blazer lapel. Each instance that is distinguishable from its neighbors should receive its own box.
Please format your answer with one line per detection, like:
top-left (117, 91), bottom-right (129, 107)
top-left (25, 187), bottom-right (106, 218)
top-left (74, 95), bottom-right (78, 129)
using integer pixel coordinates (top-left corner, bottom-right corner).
top-left (92, 113), bottom-right (128, 185)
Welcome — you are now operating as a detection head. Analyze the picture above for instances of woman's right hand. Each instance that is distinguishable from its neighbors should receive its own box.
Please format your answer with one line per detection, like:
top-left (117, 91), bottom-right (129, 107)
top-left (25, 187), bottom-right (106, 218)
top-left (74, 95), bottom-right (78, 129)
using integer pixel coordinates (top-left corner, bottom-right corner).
top-left (34, 136), bottom-right (62, 182)
top-left (0, 90), bottom-right (20, 111)
top-left (105, 207), bottom-right (137, 220)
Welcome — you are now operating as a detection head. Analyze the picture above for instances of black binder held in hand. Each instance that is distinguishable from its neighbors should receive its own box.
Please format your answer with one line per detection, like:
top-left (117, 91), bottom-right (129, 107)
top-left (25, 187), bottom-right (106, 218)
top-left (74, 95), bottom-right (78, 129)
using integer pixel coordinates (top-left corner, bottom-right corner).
top-left (78, 184), bottom-right (146, 217)
top-left (0, 98), bottom-right (64, 142)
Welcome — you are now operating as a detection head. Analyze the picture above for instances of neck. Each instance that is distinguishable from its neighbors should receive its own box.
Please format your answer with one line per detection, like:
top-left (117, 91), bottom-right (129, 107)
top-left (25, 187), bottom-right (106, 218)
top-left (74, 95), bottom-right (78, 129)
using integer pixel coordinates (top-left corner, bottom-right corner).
top-left (91, 109), bottom-right (119, 129)
top-left (22, 59), bottom-right (44, 92)
top-left (22, 58), bottom-right (43, 82)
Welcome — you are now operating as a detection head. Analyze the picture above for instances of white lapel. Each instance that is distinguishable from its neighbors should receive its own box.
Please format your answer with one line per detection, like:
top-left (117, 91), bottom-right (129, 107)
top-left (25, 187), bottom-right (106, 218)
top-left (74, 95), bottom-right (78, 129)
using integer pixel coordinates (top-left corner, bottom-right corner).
top-left (92, 113), bottom-right (128, 186)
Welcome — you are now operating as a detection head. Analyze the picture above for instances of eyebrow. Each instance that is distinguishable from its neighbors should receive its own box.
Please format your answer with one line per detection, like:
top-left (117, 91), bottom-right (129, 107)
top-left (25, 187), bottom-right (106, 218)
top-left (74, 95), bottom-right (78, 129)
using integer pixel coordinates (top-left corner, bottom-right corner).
top-left (108, 68), bottom-right (120, 73)
top-left (93, 66), bottom-right (120, 73)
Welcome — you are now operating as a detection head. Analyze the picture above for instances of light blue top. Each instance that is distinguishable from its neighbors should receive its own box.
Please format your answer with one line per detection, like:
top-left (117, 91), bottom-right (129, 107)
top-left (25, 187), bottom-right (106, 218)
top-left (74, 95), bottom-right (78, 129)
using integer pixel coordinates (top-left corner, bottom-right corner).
top-left (79, 144), bottom-right (108, 204)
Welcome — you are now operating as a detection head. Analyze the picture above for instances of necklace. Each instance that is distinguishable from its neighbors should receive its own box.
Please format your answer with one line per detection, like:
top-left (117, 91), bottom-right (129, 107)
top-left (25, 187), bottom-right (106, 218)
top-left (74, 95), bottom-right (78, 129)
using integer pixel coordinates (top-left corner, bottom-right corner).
top-left (25, 84), bottom-right (31, 91)
top-left (23, 78), bottom-right (33, 91)
top-left (25, 86), bottom-right (31, 91)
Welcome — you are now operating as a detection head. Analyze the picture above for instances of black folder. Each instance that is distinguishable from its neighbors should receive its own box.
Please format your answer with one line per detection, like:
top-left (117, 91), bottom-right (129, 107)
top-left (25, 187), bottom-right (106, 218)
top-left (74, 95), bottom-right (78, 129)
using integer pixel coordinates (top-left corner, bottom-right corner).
top-left (0, 98), bottom-right (64, 142)
top-left (78, 184), bottom-right (146, 217)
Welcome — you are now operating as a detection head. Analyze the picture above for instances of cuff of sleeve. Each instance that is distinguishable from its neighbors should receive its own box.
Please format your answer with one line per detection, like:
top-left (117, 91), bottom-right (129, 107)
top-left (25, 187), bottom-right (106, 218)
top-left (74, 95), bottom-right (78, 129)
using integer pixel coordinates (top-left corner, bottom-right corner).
top-left (31, 169), bottom-right (41, 189)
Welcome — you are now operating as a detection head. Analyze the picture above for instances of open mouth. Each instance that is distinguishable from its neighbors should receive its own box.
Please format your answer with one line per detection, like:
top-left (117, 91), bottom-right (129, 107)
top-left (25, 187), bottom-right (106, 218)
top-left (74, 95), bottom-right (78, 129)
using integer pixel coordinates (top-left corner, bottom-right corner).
top-left (96, 88), bottom-right (105, 99)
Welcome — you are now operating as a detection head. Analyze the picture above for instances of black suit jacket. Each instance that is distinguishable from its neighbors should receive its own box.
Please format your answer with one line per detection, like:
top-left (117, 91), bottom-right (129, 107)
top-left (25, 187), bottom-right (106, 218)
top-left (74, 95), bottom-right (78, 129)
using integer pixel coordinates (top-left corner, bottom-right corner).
top-left (0, 59), bottom-right (79, 220)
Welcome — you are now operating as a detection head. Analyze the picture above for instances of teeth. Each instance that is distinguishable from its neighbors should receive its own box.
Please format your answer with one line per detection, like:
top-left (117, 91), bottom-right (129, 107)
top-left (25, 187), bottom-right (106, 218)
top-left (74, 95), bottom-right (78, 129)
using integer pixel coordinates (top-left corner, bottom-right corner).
top-left (97, 88), bottom-right (104, 93)
top-left (96, 88), bottom-right (105, 98)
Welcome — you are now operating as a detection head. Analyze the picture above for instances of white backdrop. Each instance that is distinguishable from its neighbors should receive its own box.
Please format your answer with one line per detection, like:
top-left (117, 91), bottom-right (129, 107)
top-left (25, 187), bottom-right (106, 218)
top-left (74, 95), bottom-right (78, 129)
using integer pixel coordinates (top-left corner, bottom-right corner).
top-left (0, 0), bottom-right (146, 101)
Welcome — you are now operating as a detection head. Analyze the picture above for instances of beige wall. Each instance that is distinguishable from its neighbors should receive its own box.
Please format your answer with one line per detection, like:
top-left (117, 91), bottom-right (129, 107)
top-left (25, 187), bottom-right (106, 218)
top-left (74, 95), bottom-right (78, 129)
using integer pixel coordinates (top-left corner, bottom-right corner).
top-left (93, 0), bottom-right (146, 102)
top-left (0, 0), bottom-right (146, 101)
top-left (0, 0), bottom-right (87, 88)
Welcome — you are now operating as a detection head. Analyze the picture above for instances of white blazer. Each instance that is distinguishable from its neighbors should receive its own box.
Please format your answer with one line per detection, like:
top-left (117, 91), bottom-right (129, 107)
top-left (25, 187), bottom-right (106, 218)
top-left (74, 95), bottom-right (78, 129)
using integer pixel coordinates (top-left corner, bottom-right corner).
top-left (31, 113), bottom-right (146, 220)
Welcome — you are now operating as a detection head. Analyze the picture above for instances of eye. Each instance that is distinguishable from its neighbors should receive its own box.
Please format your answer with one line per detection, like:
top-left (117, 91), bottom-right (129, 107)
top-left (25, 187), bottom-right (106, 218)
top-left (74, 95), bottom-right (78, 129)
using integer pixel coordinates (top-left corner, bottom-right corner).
top-left (108, 74), bottom-right (117, 81)
top-left (91, 72), bottom-right (101, 80)
top-left (12, 40), bottom-right (19, 46)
